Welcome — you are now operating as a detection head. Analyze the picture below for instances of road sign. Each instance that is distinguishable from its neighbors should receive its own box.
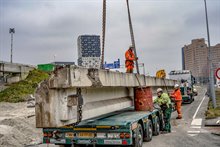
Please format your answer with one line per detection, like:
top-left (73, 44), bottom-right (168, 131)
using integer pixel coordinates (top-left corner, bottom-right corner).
top-left (104, 59), bottom-right (120, 69)
top-left (215, 68), bottom-right (220, 80)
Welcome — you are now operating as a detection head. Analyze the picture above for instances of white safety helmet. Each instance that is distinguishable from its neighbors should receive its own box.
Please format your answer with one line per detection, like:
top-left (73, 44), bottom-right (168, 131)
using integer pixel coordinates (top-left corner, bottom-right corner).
top-left (174, 84), bottom-right (179, 89)
top-left (193, 88), bottom-right (197, 93)
top-left (157, 88), bottom-right (163, 93)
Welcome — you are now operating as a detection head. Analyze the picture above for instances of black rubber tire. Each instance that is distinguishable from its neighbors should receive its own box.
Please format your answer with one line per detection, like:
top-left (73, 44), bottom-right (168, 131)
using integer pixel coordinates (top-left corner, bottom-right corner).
top-left (153, 116), bottom-right (160, 136)
top-left (132, 124), bottom-right (143, 147)
top-left (58, 145), bottom-right (73, 147)
top-left (73, 145), bottom-right (86, 147)
top-left (143, 119), bottom-right (153, 142)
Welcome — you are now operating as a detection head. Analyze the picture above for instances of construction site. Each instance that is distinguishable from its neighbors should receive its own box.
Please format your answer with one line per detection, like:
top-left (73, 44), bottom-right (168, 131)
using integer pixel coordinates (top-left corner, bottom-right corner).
top-left (0, 0), bottom-right (220, 147)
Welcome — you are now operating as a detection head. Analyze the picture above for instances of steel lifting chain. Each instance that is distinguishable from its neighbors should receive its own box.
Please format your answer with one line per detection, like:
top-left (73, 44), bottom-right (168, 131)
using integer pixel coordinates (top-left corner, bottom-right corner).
top-left (77, 88), bottom-right (82, 123)
top-left (100, 0), bottom-right (106, 69)
top-left (126, 0), bottom-right (140, 74)
top-left (71, 88), bottom-right (83, 127)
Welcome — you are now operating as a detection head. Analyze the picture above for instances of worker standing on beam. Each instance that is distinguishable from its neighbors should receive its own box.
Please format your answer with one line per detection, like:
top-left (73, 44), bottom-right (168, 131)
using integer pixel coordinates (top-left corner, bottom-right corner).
top-left (171, 84), bottom-right (183, 119)
top-left (154, 88), bottom-right (172, 133)
top-left (125, 45), bottom-right (138, 73)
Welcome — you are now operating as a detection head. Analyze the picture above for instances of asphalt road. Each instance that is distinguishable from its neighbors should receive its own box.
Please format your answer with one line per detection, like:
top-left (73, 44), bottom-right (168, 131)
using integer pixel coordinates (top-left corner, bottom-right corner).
top-left (144, 86), bottom-right (220, 147)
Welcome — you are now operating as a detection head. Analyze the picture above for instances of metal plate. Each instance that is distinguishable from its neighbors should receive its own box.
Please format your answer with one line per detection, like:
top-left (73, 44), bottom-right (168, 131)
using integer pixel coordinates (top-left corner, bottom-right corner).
top-left (96, 133), bottom-right (106, 138)
top-left (78, 132), bottom-right (94, 138)
top-left (107, 133), bottom-right (120, 138)
top-left (50, 139), bottom-right (66, 144)
top-left (65, 132), bottom-right (74, 138)
top-left (104, 140), bottom-right (122, 144)
top-left (77, 139), bottom-right (91, 144)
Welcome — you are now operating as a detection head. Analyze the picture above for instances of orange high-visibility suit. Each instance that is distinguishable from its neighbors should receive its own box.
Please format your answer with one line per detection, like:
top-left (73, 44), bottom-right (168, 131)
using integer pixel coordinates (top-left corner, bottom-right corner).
top-left (125, 49), bottom-right (136, 73)
top-left (171, 89), bottom-right (182, 119)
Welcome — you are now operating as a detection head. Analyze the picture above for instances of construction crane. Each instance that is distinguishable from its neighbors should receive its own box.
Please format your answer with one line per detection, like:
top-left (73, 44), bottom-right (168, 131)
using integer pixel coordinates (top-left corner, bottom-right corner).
top-left (126, 0), bottom-right (140, 74)
top-left (100, 0), bottom-right (140, 74)
top-left (100, 0), bottom-right (106, 69)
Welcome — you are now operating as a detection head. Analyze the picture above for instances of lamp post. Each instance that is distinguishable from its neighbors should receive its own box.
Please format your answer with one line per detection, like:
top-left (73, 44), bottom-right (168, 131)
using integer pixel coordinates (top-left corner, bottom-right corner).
top-left (204, 0), bottom-right (216, 108)
top-left (9, 28), bottom-right (15, 63)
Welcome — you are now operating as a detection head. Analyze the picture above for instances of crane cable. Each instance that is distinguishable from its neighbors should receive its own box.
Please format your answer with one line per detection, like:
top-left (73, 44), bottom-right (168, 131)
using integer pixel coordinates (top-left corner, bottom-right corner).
top-left (100, 0), bottom-right (106, 69)
top-left (126, 0), bottom-right (140, 74)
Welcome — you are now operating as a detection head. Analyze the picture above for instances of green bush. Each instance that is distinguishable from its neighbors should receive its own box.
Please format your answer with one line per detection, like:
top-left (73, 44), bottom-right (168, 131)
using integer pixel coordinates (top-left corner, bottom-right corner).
top-left (206, 89), bottom-right (220, 119)
top-left (0, 69), bottom-right (49, 103)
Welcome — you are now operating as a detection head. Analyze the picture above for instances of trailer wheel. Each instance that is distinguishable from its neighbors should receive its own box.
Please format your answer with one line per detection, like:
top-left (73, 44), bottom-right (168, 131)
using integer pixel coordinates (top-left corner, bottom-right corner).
top-left (58, 145), bottom-right (73, 147)
top-left (143, 119), bottom-right (153, 142)
top-left (153, 116), bottom-right (160, 136)
top-left (132, 124), bottom-right (143, 147)
top-left (73, 144), bottom-right (86, 147)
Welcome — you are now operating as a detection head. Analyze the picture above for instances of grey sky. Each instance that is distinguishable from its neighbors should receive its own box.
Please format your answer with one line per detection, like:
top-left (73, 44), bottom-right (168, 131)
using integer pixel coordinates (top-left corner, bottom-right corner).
top-left (0, 0), bottom-right (219, 75)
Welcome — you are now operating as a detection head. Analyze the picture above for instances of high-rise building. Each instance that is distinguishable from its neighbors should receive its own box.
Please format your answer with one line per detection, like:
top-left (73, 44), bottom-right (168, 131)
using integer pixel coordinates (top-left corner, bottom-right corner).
top-left (182, 38), bottom-right (220, 83)
top-left (210, 44), bottom-right (220, 73)
top-left (77, 35), bottom-right (101, 68)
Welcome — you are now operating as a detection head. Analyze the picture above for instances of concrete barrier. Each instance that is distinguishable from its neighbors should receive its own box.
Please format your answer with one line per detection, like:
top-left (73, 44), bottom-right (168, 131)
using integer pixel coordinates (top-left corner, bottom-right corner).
top-left (0, 61), bottom-right (35, 83)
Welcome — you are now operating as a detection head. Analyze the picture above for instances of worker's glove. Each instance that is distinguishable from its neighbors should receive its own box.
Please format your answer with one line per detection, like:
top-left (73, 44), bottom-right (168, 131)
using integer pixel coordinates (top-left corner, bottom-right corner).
top-left (171, 98), bottom-right (175, 102)
top-left (153, 103), bottom-right (161, 110)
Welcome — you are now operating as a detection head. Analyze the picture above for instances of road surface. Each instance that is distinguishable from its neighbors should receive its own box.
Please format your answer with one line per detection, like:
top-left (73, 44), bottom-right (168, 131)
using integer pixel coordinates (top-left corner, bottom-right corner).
top-left (144, 86), bottom-right (220, 147)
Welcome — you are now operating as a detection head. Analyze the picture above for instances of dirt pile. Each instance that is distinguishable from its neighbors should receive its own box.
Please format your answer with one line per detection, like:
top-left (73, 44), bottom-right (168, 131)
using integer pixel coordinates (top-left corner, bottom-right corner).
top-left (0, 102), bottom-right (42, 147)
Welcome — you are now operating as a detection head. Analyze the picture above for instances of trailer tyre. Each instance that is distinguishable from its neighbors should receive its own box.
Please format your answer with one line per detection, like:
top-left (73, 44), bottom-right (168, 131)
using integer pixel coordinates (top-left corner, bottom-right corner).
top-left (132, 124), bottom-right (143, 147)
top-left (153, 116), bottom-right (160, 136)
top-left (143, 119), bottom-right (153, 142)
top-left (58, 145), bottom-right (73, 147)
top-left (72, 145), bottom-right (85, 147)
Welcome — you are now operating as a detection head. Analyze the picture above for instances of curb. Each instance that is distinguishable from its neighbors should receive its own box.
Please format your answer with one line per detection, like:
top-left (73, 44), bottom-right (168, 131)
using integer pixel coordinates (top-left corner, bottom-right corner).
top-left (205, 117), bottom-right (220, 127)
top-left (211, 132), bottom-right (220, 136)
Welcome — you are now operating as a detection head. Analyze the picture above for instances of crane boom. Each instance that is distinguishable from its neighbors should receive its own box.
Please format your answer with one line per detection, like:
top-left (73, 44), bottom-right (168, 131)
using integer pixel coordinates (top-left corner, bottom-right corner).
top-left (126, 0), bottom-right (140, 74)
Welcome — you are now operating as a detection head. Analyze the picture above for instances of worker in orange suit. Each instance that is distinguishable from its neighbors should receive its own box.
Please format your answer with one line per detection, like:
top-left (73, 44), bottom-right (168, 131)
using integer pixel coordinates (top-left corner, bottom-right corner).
top-left (125, 45), bottom-right (138, 73)
top-left (171, 84), bottom-right (182, 119)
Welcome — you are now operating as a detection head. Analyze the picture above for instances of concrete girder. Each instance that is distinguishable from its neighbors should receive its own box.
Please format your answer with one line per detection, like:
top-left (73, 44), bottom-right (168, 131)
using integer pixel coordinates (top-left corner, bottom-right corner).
top-left (49, 66), bottom-right (177, 88)
top-left (35, 66), bottom-right (179, 128)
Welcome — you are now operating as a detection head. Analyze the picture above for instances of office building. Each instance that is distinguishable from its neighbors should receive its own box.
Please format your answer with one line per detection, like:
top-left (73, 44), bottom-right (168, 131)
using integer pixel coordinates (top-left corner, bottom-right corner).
top-left (182, 38), bottom-right (220, 83)
top-left (77, 35), bottom-right (101, 68)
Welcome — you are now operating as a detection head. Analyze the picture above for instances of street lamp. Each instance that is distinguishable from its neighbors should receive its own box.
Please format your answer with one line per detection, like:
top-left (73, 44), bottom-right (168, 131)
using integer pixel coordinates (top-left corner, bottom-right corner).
top-left (204, 0), bottom-right (216, 108)
top-left (9, 28), bottom-right (15, 63)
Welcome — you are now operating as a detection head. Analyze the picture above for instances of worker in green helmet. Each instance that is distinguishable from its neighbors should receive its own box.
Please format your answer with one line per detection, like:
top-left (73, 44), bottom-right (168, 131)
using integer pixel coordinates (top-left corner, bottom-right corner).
top-left (154, 88), bottom-right (172, 133)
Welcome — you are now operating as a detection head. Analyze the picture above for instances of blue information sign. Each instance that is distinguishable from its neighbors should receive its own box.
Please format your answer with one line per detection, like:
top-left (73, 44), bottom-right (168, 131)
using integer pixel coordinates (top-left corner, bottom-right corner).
top-left (104, 59), bottom-right (120, 69)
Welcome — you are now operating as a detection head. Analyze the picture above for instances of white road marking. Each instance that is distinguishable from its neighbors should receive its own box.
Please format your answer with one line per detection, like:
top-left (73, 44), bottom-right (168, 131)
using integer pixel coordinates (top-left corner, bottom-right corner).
top-left (190, 126), bottom-right (201, 129)
top-left (193, 96), bottom-right (206, 119)
top-left (187, 130), bottom-right (201, 134)
top-left (216, 120), bottom-right (220, 124)
top-left (188, 92), bottom-right (209, 137)
top-left (188, 134), bottom-right (197, 137)
top-left (200, 129), bottom-right (209, 133)
top-left (191, 118), bottom-right (202, 126)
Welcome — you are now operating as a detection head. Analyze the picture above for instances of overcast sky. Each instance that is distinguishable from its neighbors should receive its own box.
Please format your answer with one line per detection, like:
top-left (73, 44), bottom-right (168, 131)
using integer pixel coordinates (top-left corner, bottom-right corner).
top-left (0, 0), bottom-right (219, 75)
